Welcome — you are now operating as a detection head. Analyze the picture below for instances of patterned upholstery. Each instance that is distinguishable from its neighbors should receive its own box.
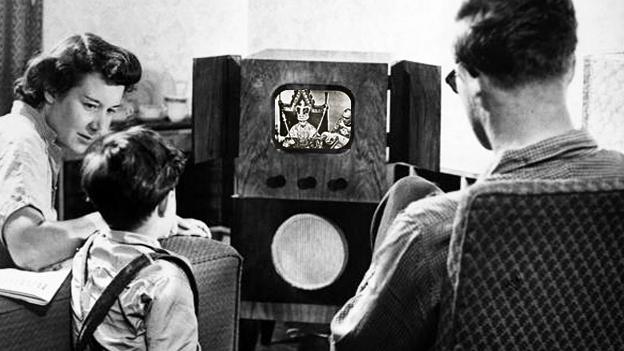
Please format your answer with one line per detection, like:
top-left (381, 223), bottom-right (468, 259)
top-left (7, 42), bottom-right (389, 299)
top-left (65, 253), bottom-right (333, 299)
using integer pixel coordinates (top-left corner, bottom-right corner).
top-left (436, 177), bottom-right (624, 351)
top-left (0, 236), bottom-right (242, 351)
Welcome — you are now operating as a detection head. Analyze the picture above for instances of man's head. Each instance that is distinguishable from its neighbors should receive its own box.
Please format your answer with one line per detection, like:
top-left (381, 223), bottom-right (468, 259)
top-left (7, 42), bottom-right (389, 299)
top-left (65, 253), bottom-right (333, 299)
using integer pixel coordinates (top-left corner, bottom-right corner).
top-left (449, 0), bottom-right (577, 149)
top-left (15, 33), bottom-right (141, 153)
top-left (453, 0), bottom-right (577, 89)
top-left (81, 127), bottom-right (186, 232)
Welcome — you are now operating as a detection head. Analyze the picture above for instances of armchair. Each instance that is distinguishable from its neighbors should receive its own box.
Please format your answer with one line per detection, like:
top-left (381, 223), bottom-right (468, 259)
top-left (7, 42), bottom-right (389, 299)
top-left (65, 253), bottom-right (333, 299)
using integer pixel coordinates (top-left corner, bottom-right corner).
top-left (0, 236), bottom-right (241, 351)
top-left (436, 177), bottom-right (624, 350)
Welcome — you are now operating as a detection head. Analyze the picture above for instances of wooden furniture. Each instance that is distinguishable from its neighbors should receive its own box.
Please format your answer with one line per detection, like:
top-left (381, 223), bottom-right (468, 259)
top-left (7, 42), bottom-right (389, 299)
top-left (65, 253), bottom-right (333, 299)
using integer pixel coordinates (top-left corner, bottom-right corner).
top-left (192, 51), bottom-right (441, 331)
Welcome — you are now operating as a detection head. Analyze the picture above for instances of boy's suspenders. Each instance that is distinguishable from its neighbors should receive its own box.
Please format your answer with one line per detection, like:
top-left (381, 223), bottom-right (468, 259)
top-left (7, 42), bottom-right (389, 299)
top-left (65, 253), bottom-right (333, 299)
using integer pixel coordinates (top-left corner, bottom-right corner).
top-left (74, 250), bottom-right (199, 351)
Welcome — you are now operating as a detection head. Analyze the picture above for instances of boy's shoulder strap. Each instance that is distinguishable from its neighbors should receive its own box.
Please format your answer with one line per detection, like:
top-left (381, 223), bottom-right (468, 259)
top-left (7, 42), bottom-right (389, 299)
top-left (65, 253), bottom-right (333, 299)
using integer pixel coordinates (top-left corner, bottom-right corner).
top-left (74, 251), bottom-right (198, 351)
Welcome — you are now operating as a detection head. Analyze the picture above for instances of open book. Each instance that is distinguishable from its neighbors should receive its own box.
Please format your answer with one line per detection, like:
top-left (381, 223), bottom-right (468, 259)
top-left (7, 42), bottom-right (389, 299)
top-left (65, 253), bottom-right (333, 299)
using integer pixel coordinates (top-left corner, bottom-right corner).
top-left (0, 262), bottom-right (71, 306)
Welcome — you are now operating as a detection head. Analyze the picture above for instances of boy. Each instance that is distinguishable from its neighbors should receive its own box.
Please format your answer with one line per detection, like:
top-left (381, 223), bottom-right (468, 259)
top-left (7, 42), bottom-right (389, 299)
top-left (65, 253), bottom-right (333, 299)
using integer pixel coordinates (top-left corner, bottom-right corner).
top-left (71, 126), bottom-right (199, 350)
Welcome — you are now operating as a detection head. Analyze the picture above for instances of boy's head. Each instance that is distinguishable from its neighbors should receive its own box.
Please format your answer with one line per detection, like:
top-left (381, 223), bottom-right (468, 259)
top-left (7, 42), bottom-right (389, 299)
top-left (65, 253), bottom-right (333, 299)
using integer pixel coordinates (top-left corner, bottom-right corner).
top-left (81, 126), bottom-right (186, 231)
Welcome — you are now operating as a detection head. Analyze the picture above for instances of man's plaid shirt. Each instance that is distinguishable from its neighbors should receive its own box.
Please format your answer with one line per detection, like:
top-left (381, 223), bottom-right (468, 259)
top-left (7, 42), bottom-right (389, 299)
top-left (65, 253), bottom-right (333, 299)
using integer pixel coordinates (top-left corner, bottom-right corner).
top-left (330, 130), bottom-right (624, 350)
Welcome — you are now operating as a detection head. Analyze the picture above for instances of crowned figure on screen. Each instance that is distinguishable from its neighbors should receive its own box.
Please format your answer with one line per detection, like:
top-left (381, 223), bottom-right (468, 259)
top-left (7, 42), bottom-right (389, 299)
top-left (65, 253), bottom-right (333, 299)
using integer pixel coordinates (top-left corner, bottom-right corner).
top-left (276, 89), bottom-right (329, 149)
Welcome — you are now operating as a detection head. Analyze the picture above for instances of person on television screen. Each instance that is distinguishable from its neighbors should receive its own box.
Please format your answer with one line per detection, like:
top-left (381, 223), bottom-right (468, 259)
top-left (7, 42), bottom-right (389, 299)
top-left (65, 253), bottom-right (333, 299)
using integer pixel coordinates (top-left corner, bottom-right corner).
top-left (333, 107), bottom-right (352, 138)
top-left (0, 33), bottom-right (208, 271)
top-left (286, 100), bottom-right (321, 148)
top-left (321, 107), bottom-right (352, 149)
top-left (72, 126), bottom-right (198, 350)
top-left (330, 0), bottom-right (624, 350)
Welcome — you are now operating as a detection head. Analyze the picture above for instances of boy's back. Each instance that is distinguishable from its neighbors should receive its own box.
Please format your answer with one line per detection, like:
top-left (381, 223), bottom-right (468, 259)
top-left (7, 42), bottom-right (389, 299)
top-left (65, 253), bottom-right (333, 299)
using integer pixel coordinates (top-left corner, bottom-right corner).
top-left (71, 230), bottom-right (198, 350)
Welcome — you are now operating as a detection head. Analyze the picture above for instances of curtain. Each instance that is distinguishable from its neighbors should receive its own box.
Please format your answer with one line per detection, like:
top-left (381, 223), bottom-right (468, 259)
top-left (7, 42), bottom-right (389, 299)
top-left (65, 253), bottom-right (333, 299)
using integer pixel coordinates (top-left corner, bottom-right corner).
top-left (0, 0), bottom-right (43, 115)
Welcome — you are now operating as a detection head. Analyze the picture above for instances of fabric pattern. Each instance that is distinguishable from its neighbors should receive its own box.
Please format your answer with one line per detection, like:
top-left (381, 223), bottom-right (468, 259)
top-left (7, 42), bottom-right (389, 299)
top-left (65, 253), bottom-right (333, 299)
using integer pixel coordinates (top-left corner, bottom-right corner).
top-left (160, 235), bottom-right (242, 350)
top-left (330, 129), bottom-right (624, 351)
top-left (437, 177), bottom-right (624, 351)
top-left (0, 0), bottom-right (43, 115)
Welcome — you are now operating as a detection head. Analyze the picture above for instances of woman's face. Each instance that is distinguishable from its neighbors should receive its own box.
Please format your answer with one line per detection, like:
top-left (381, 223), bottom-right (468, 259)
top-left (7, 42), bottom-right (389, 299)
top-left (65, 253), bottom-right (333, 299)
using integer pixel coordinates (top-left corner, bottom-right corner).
top-left (45, 73), bottom-right (124, 154)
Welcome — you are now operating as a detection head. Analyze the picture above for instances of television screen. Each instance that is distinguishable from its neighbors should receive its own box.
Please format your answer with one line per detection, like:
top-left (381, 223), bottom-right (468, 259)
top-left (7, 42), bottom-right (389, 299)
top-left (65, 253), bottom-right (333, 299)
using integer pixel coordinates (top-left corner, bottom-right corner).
top-left (273, 87), bottom-right (352, 152)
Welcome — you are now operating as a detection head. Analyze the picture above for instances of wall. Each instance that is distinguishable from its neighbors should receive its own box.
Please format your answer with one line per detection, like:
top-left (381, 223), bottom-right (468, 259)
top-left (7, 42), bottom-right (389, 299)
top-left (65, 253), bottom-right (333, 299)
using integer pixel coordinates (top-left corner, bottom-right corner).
top-left (43, 0), bottom-right (624, 175)
top-left (570, 0), bottom-right (624, 149)
top-left (43, 0), bottom-right (248, 99)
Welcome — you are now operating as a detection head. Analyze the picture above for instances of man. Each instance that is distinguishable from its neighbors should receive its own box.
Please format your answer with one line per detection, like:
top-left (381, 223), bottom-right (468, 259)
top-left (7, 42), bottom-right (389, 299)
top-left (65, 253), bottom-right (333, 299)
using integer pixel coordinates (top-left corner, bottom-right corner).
top-left (330, 0), bottom-right (624, 350)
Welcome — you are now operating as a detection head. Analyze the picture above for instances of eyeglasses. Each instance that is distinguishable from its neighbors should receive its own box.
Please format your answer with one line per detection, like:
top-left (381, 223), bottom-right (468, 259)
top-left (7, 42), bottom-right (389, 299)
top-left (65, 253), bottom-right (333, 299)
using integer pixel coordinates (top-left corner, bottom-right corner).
top-left (445, 69), bottom-right (458, 94)
top-left (446, 66), bottom-right (480, 94)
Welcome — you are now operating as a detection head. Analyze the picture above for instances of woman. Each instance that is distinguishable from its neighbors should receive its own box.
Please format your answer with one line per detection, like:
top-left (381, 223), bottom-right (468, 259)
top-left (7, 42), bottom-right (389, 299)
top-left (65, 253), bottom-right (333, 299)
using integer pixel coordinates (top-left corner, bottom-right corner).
top-left (0, 33), bottom-right (207, 271)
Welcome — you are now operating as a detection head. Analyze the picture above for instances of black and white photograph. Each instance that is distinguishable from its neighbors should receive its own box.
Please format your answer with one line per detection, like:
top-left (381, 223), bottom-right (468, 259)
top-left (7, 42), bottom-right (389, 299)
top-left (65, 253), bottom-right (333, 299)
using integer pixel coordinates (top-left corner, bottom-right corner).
top-left (0, 1), bottom-right (623, 351)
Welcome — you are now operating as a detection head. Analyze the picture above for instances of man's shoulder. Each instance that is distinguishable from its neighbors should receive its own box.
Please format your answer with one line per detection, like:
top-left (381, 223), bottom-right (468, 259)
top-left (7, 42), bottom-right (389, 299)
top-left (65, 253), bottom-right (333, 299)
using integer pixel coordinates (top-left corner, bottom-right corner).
top-left (400, 190), bottom-right (464, 226)
top-left (596, 148), bottom-right (624, 168)
top-left (565, 147), bottom-right (624, 178)
top-left (378, 191), bottom-right (464, 252)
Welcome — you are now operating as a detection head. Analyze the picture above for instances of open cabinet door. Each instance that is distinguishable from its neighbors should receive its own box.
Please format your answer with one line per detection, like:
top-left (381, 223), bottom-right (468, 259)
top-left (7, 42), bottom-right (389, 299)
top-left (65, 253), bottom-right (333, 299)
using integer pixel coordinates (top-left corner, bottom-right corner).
top-left (192, 55), bottom-right (241, 163)
top-left (389, 61), bottom-right (441, 172)
top-left (191, 55), bottom-right (241, 226)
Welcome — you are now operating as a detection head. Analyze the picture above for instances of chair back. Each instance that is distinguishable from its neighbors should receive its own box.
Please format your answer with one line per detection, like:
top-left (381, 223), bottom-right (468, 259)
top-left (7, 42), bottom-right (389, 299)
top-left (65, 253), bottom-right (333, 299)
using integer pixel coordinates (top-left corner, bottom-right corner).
top-left (0, 236), bottom-right (241, 351)
top-left (436, 177), bottom-right (624, 351)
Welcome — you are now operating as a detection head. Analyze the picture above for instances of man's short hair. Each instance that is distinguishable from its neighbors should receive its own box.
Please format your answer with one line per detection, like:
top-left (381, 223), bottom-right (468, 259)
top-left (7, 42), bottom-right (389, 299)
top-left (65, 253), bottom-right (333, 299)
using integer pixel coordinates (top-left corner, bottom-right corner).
top-left (454, 0), bottom-right (577, 89)
top-left (81, 127), bottom-right (186, 231)
top-left (14, 32), bottom-right (141, 108)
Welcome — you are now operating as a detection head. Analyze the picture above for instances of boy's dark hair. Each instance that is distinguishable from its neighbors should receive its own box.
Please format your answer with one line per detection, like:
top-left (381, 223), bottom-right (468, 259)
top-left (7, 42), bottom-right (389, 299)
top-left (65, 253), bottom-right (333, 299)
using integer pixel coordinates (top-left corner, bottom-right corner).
top-left (454, 0), bottom-right (577, 89)
top-left (81, 127), bottom-right (186, 231)
top-left (14, 33), bottom-right (141, 108)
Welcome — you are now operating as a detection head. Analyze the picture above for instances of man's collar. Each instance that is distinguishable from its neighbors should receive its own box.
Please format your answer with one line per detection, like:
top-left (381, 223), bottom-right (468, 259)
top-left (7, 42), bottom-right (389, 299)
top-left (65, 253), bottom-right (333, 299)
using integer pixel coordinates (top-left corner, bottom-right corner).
top-left (485, 129), bottom-right (598, 176)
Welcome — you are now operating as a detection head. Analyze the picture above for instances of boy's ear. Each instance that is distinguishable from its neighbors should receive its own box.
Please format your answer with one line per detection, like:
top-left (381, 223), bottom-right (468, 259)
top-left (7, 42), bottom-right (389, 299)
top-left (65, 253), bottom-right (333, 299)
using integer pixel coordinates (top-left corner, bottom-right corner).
top-left (156, 192), bottom-right (170, 217)
top-left (565, 54), bottom-right (576, 84)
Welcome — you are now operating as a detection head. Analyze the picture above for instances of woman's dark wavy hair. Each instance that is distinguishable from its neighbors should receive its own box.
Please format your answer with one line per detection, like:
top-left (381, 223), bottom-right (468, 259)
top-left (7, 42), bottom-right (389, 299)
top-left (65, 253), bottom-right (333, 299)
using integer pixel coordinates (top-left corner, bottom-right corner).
top-left (81, 126), bottom-right (186, 231)
top-left (454, 0), bottom-right (577, 89)
top-left (14, 33), bottom-right (142, 108)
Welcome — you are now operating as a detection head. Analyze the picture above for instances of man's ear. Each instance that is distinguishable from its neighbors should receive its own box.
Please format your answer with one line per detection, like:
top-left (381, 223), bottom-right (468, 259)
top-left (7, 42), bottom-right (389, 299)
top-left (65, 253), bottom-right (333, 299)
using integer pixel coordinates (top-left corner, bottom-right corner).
top-left (458, 64), bottom-right (484, 95)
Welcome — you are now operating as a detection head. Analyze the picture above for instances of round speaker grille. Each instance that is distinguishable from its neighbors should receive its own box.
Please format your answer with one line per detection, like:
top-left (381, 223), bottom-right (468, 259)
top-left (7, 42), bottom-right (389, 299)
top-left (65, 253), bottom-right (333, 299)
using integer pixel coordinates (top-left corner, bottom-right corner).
top-left (271, 213), bottom-right (348, 290)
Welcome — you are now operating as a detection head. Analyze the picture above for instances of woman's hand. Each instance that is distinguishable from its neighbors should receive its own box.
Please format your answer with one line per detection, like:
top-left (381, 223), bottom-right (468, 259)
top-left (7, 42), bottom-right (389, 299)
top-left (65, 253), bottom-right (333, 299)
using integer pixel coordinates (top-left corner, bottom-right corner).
top-left (172, 216), bottom-right (211, 238)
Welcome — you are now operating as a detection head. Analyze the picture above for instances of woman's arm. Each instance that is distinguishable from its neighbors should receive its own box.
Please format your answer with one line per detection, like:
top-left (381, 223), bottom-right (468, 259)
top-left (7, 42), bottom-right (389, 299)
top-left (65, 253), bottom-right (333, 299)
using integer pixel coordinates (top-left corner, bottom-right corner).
top-left (3, 207), bottom-right (105, 271)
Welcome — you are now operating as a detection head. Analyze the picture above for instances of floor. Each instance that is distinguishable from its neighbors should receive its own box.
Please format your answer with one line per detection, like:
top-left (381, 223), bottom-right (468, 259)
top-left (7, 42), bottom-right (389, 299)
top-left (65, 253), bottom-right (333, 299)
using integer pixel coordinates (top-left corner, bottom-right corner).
top-left (240, 320), bottom-right (330, 351)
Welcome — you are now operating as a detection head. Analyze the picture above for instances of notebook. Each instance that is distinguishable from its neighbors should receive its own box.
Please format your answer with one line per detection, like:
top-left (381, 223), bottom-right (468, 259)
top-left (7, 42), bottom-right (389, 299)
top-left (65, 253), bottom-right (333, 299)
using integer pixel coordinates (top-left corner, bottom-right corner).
top-left (0, 260), bottom-right (71, 306)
